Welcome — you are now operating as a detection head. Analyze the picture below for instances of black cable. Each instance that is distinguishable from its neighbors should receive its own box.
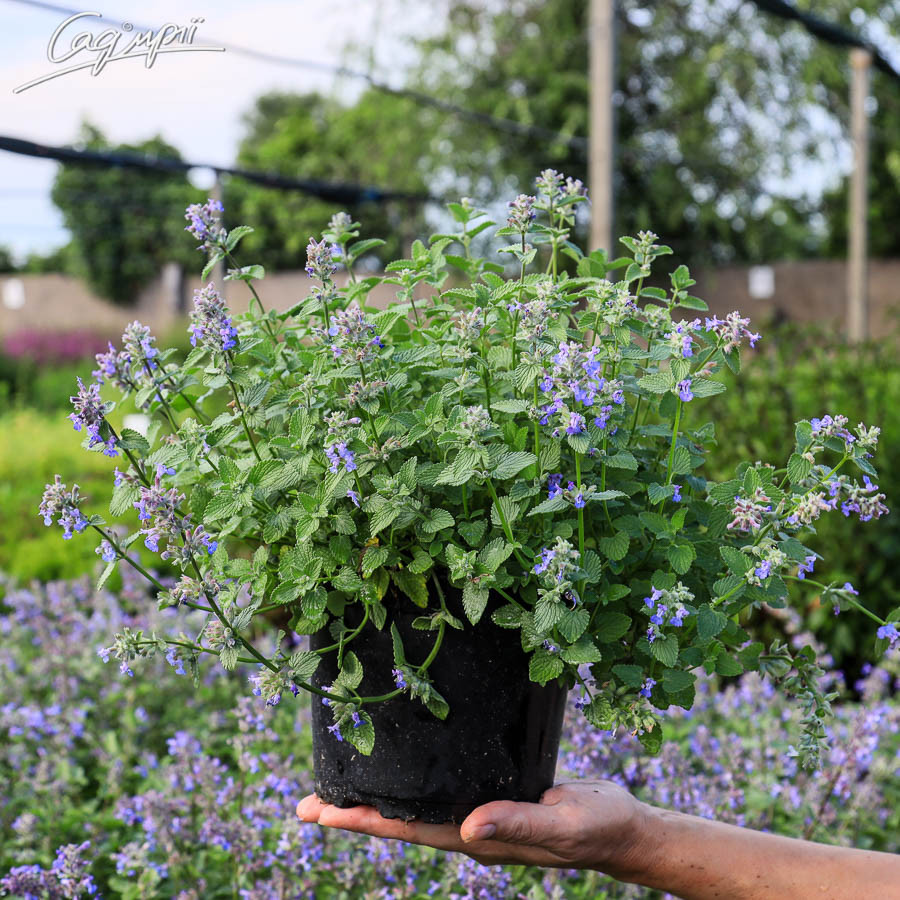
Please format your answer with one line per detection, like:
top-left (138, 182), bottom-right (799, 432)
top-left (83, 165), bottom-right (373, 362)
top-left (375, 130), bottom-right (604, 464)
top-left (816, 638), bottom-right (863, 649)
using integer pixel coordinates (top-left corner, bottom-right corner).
top-left (5, 0), bottom-right (588, 153)
top-left (751, 0), bottom-right (900, 83)
top-left (0, 135), bottom-right (437, 205)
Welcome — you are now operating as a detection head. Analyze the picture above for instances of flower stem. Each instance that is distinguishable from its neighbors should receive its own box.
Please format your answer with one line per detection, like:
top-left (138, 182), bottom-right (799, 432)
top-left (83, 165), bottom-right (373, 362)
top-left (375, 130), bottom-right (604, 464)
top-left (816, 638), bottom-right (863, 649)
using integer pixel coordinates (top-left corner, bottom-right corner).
top-left (575, 452), bottom-right (585, 558)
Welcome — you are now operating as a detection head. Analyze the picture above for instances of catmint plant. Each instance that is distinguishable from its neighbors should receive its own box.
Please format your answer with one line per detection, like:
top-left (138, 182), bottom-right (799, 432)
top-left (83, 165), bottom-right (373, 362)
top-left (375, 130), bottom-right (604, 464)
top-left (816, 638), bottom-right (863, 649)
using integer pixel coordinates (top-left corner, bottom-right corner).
top-left (41, 172), bottom-right (892, 768)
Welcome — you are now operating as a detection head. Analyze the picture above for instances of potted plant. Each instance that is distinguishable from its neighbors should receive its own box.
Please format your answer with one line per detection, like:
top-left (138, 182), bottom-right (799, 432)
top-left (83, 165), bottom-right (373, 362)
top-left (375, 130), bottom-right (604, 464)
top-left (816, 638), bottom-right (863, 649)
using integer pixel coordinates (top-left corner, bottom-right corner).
top-left (42, 171), bottom-right (894, 824)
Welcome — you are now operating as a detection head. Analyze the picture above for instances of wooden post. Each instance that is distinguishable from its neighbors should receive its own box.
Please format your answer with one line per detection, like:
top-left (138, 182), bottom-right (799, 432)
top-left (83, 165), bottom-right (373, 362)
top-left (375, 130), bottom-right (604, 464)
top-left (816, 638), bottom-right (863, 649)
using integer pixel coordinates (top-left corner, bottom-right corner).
top-left (589, 0), bottom-right (615, 259)
top-left (847, 48), bottom-right (872, 342)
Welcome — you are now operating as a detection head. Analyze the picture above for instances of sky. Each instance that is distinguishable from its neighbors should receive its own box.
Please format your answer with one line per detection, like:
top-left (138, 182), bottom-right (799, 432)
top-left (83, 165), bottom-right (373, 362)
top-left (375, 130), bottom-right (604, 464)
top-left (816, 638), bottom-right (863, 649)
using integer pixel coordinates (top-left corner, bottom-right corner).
top-left (0, 0), bottom-right (436, 258)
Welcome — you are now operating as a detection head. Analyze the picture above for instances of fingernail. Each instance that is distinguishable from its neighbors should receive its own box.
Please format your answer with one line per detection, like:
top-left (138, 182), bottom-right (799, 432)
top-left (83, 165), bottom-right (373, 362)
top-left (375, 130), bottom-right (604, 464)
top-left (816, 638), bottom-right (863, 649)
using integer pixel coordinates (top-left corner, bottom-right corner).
top-left (463, 823), bottom-right (496, 843)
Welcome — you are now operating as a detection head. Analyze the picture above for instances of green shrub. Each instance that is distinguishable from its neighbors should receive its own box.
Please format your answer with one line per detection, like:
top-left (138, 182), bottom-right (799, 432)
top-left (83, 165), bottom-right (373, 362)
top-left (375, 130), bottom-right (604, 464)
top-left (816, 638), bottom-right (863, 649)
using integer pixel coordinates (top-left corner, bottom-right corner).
top-left (705, 324), bottom-right (900, 673)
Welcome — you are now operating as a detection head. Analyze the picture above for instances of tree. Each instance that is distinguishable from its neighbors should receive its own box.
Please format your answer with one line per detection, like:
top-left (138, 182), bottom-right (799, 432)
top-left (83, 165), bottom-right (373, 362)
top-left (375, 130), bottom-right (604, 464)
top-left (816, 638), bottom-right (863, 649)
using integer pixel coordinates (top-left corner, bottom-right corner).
top-left (227, 90), bottom-right (432, 270)
top-left (50, 123), bottom-right (200, 304)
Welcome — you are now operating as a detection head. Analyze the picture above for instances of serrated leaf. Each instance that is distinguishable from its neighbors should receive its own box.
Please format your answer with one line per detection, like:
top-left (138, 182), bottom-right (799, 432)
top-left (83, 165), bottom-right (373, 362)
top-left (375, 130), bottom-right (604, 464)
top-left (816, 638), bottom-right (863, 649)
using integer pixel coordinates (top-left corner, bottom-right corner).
top-left (720, 545), bottom-right (753, 575)
top-left (492, 603), bottom-right (523, 629)
top-left (638, 372), bottom-right (674, 394)
top-left (558, 607), bottom-right (589, 643)
top-left (343, 711), bottom-right (375, 755)
top-left (289, 650), bottom-right (320, 682)
top-left (605, 450), bottom-right (638, 471)
top-left (362, 547), bottom-right (390, 578)
top-left (671, 446), bottom-right (692, 475)
top-left (612, 664), bottom-right (644, 688)
top-left (491, 399), bottom-right (529, 413)
top-left (492, 451), bottom-right (537, 480)
top-left (787, 452), bottom-right (812, 484)
top-left (528, 495), bottom-right (569, 516)
top-left (391, 570), bottom-right (429, 608)
top-left (96, 559), bottom-right (116, 591)
top-left (335, 652), bottom-right (363, 690)
top-left (594, 611), bottom-right (632, 643)
top-left (421, 508), bottom-right (454, 533)
top-left (463, 581), bottom-right (490, 624)
top-left (661, 668), bottom-right (696, 694)
top-left (696, 605), bottom-right (728, 641)
top-left (598, 530), bottom-right (629, 561)
top-left (649, 634), bottom-right (679, 667)
top-left (667, 541), bottom-right (695, 575)
top-left (534, 595), bottom-right (564, 633)
top-left (561, 636), bottom-right (602, 664)
top-left (478, 538), bottom-right (512, 573)
top-left (204, 492), bottom-right (243, 522)
top-left (529, 649), bottom-right (564, 685)
top-left (110, 483), bottom-right (140, 517)
top-left (458, 519), bottom-right (487, 547)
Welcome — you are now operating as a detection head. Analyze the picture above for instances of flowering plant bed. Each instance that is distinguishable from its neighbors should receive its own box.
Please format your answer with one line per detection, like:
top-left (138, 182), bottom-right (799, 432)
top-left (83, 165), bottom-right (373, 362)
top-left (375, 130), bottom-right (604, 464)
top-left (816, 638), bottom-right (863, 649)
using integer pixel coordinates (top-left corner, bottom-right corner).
top-left (42, 171), bottom-right (893, 821)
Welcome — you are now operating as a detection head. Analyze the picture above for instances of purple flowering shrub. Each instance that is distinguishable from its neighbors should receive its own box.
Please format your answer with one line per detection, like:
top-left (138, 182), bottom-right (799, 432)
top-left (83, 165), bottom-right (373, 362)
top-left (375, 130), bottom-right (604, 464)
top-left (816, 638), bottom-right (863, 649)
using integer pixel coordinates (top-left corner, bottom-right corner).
top-left (40, 171), bottom-right (893, 768)
top-left (2, 574), bottom-right (899, 898)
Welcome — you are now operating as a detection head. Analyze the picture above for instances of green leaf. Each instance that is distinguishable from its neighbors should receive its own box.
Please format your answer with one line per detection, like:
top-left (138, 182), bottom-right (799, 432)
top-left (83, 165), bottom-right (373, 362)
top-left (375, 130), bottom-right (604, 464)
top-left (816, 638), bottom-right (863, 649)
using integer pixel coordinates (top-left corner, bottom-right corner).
top-left (220, 646), bottom-right (239, 671)
top-left (343, 711), bottom-right (375, 755)
top-left (478, 538), bottom-right (512, 573)
top-left (696, 605), bottom-right (728, 641)
top-left (638, 725), bottom-right (664, 754)
top-left (598, 530), bottom-right (629, 562)
top-left (639, 511), bottom-right (672, 537)
top-left (263, 508), bottom-right (295, 543)
top-left (529, 649), bottom-right (564, 685)
top-left (423, 687), bottom-right (450, 720)
top-left (458, 519), bottom-right (487, 547)
top-left (613, 664), bottom-right (644, 688)
top-left (421, 508), bottom-right (455, 533)
top-left (335, 652), bottom-right (364, 690)
top-left (667, 541), bottom-right (695, 575)
top-left (689, 378), bottom-right (725, 398)
top-left (204, 492), bottom-right (244, 522)
top-left (605, 450), bottom-right (638, 471)
top-left (534, 595), bottom-right (564, 633)
top-left (462, 581), bottom-right (490, 624)
top-left (661, 668), bottom-right (696, 694)
top-left (225, 224), bottom-right (254, 252)
top-left (649, 634), bottom-right (679, 667)
top-left (492, 451), bottom-right (537, 480)
top-left (715, 654), bottom-right (744, 677)
top-left (491, 398), bottom-right (529, 413)
top-left (110, 483), bottom-right (139, 517)
top-left (594, 611), bottom-right (632, 643)
top-left (528, 495), bottom-right (569, 516)
top-left (96, 559), bottom-right (116, 591)
top-left (561, 636), bottom-right (602, 664)
top-left (391, 571), bottom-right (429, 608)
top-left (558, 607), bottom-right (589, 643)
top-left (720, 545), bottom-right (753, 575)
top-left (671, 446), bottom-right (692, 475)
top-left (638, 372), bottom-right (674, 394)
top-left (362, 546), bottom-right (390, 578)
top-left (787, 452), bottom-right (812, 484)
top-left (369, 501), bottom-right (401, 537)
top-left (492, 603), bottom-right (523, 629)
top-left (289, 650), bottom-right (320, 682)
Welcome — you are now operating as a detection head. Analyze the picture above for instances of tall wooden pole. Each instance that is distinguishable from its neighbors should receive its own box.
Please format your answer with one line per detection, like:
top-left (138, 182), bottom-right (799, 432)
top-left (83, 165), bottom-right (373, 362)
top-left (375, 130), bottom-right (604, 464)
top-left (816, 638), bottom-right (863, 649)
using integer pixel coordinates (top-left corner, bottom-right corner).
top-left (589, 0), bottom-right (615, 258)
top-left (847, 48), bottom-right (872, 342)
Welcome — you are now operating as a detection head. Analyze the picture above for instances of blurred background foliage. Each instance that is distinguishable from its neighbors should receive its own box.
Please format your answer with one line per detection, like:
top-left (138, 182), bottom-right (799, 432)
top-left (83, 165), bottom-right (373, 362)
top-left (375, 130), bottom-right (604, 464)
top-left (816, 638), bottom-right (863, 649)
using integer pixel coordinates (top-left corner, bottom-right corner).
top-left (4, 0), bottom-right (898, 294)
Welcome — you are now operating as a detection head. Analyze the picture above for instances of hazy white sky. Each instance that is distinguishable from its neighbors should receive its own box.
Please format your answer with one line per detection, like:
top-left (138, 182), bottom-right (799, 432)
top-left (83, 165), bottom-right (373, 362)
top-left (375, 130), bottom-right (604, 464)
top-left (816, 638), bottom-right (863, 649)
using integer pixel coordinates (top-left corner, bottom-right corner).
top-left (0, 0), bottom-right (435, 258)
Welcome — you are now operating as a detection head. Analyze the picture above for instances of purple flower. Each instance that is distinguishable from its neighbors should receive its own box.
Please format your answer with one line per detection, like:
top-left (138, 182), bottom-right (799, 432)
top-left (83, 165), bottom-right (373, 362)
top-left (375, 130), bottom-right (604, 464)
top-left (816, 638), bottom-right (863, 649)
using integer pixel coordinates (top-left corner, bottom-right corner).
top-left (347, 488), bottom-right (361, 507)
top-left (327, 722), bottom-right (344, 742)
top-left (534, 547), bottom-right (556, 576)
top-left (565, 412), bottom-right (586, 435)
top-left (573, 491), bottom-right (585, 509)
top-left (754, 560), bottom-right (772, 580)
top-left (844, 582), bottom-right (859, 595)
top-left (797, 555), bottom-right (816, 580)
top-left (392, 668), bottom-right (408, 690)
top-left (672, 483), bottom-right (682, 502)
top-left (677, 378), bottom-right (694, 402)
top-left (184, 198), bottom-right (225, 251)
top-left (95, 541), bottom-right (116, 563)
top-left (189, 283), bottom-right (239, 355)
top-left (326, 442), bottom-right (356, 474)
top-left (876, 623), bottom-right (899, 647)
top-left (640, 677), bottom-right (657, 698)
top-left (507, 194), bottom-right (536, 231)
top-left (38, 475), bottom-right (89, 539)
top-left (547, 473), bottom-right (563, 499)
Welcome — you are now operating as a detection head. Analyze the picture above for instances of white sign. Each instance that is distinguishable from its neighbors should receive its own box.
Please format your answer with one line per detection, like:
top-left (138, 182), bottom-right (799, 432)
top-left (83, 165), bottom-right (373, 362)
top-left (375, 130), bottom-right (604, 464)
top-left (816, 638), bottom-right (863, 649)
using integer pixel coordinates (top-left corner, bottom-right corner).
top-left (748, 266), bottom-right (775, 300)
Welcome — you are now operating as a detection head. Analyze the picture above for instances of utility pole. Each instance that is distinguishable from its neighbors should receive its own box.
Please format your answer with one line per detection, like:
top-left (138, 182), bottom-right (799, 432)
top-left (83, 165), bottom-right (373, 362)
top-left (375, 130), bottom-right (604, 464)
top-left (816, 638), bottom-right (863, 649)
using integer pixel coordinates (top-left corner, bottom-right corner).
top-left (589, 0), bottom-right (615, 259)
top-left (847, 47), bottom-right (872, 343)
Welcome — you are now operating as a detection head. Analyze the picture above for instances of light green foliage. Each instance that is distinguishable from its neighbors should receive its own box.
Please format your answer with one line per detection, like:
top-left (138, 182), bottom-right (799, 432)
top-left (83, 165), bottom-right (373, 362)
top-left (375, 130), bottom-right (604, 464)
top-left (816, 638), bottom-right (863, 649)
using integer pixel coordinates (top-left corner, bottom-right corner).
top-left (49, 175), bottom-right (890, 764)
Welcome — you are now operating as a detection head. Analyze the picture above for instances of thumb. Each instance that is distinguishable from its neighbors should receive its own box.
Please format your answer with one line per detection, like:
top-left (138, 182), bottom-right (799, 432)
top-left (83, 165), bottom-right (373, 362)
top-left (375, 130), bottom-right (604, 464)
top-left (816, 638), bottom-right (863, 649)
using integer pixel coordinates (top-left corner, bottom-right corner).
top-left (460, 799), bottom-right (557, 845)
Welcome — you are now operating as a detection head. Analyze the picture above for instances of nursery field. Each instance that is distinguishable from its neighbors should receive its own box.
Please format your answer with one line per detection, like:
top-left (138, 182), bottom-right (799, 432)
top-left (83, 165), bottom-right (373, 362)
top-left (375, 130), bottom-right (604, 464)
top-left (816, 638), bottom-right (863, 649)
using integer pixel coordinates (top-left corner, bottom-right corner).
top-left (2, 570), bottom-right (899, 899)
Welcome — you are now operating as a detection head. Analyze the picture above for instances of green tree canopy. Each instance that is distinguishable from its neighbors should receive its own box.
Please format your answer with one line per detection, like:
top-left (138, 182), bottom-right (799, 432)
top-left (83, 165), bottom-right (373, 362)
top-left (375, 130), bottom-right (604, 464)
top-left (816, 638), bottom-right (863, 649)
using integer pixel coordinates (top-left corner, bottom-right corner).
top-left (51, 123), bottom-right (200, 304)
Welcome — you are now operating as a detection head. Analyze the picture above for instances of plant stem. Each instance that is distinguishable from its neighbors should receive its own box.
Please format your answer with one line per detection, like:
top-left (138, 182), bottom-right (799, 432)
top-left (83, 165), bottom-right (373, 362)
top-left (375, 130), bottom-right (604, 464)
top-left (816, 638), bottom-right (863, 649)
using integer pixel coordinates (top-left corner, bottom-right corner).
top-left (226, 376), bottom-right (262, 462)
top-left (485, 477), bottom-right (530, 570)
top-left (575, 452), bottom-right (585, 558)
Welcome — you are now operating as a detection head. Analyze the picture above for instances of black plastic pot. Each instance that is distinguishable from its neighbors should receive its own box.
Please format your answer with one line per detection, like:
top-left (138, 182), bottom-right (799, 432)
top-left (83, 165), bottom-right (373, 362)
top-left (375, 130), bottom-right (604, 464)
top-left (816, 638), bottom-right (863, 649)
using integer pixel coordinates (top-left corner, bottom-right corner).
top-left (310, 584), bottom-right (568, 824)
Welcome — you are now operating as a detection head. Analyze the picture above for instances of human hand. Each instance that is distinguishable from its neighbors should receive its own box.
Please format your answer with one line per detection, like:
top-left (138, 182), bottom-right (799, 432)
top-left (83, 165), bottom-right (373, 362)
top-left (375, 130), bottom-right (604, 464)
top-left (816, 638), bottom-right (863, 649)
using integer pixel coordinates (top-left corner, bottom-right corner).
top-left (296, 780), bottom-right (653, 878)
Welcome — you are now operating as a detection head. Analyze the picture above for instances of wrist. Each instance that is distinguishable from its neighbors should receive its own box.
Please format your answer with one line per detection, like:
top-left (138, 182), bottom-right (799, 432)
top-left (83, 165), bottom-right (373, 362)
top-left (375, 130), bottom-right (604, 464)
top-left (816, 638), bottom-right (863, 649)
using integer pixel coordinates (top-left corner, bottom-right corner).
top-left (589, 798), bottom-right (664, 883)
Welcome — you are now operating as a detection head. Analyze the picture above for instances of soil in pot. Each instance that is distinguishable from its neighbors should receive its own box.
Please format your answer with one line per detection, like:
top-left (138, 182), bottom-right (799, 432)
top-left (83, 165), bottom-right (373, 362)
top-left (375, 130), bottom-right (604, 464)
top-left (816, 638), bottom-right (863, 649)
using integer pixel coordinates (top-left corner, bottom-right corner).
top-left (310, 581), bottom-right (568, 824)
